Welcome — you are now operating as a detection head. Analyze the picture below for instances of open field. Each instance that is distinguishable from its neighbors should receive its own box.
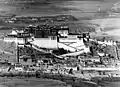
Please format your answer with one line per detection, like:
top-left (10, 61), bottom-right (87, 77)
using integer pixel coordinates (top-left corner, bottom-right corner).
top-left (0, 77), bottom-right (69, 87)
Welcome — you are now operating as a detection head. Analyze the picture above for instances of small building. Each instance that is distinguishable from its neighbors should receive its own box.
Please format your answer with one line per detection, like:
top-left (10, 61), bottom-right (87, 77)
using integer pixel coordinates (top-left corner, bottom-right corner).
top-left (4, 29), bottom-right (32, 44)
top-left (57, 26), bottom-right (69, 38)
top-left (79, 56), bottom-right (100, 63)
top-left (14, 63), bottom-right (24, 71)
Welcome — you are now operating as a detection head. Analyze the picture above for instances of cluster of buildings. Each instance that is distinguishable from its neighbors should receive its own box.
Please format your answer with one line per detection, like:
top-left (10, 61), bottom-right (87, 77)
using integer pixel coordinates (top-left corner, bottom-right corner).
top-left (4, 24), bottom-right (90, 55)
top-left (1, 24), bottom-right (120, 82)
top-left (0, 24), bottom-right (92, 70)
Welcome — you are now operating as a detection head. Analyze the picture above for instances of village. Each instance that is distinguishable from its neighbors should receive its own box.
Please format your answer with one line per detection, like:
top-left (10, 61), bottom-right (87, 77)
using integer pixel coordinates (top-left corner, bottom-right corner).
top-left (0, 22), bottom-right (119, 87)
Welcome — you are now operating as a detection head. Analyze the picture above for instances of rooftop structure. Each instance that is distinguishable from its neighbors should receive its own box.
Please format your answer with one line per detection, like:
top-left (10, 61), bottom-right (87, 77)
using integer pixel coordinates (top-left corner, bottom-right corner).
top-left (25, 24), bottom-right (69, 38)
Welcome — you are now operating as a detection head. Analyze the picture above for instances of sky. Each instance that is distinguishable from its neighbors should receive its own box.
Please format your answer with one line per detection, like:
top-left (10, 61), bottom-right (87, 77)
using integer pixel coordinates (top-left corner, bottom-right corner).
top-left (0, 0), bottom-right (119, 18)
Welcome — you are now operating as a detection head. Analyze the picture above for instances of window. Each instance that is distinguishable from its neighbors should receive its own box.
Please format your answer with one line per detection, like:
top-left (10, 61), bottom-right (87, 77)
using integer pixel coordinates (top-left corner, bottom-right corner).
top-left (23, 58), bottom-right (28, 62)
top-left (51, 36), bottom-right (56, 40)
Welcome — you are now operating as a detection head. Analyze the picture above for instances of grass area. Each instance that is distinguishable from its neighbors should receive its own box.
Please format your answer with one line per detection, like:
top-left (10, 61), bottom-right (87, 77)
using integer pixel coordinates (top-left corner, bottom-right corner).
top-left (0, 39), bottom-right (16, 63)
top-left (0, 77), bottom-right (68, 87)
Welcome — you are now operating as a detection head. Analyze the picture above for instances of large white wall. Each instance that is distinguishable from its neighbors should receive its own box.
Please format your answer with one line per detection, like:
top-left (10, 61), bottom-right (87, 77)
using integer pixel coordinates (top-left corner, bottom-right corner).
top-left (58, 38), bottom-right (90, 53)
top-left (31, 38), bottom-right (58, 49)
top-left (4, 37), bottom-right (24, 44)
top-left (4, 37), bottom-right (58, 49)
